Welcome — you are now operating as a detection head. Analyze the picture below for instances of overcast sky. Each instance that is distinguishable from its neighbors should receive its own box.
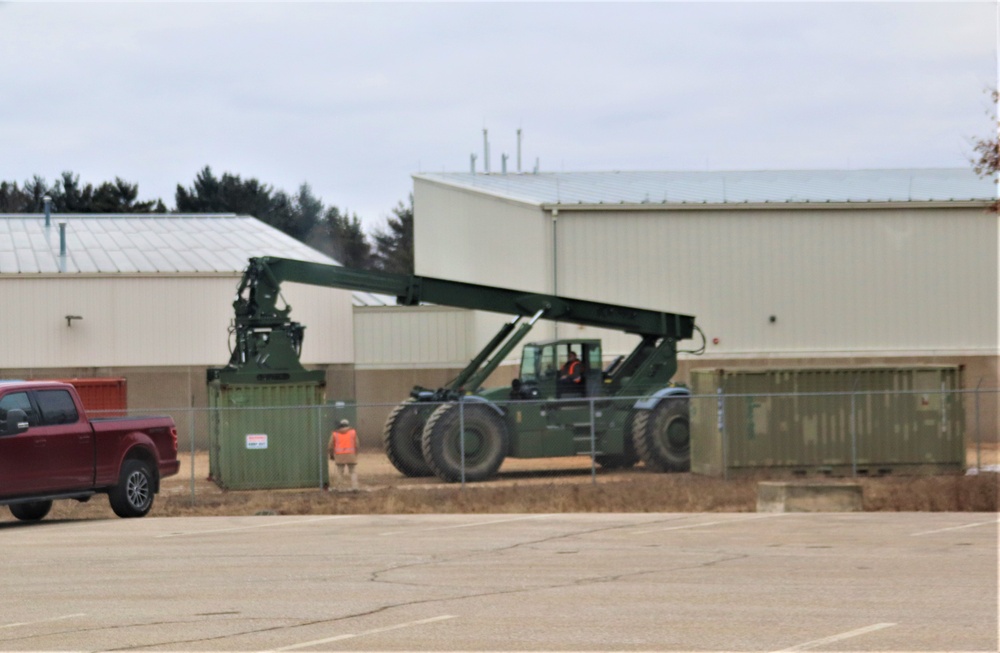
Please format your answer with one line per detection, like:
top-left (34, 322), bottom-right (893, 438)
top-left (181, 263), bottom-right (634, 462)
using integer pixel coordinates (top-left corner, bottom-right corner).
top-left (1, 1), bottom-right (996, 230)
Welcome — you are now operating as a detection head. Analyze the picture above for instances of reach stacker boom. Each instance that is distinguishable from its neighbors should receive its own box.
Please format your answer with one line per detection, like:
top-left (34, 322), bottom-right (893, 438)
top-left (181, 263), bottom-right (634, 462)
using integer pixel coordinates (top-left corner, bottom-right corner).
top-left (216, 256), bottom-right (702, 482)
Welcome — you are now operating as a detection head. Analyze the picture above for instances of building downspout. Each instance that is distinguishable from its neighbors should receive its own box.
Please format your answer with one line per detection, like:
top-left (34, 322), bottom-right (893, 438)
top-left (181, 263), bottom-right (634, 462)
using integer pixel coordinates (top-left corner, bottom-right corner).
top-left (551, 208), bottom-right (559, 340)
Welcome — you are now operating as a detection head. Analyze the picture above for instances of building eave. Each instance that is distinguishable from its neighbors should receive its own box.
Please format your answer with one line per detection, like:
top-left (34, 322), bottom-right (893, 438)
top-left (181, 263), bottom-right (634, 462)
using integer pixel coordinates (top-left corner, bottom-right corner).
top-left (541, 199), bottom-right (996, 213)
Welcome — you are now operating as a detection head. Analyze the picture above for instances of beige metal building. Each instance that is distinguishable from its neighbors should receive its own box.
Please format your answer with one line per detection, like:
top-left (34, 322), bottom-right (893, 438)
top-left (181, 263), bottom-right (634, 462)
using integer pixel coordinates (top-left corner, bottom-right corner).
top-left (4, 169), bottom-right (995, 448)
top-left (0, 213), bottom-right (358, 419)
top-left (393, 168), bottom-right (998, 441)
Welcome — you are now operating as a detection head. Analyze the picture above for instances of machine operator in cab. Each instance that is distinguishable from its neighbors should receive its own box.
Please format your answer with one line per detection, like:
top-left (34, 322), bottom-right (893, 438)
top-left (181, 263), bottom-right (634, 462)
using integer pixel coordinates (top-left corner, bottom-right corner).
top-left (558, 350), bottom-right (584, 396)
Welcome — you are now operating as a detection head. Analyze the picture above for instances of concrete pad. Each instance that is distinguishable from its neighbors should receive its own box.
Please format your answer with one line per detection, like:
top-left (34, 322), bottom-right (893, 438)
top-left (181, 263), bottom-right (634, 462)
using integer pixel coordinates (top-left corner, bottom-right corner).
top-left (757, 480), bottom-right (863, 512)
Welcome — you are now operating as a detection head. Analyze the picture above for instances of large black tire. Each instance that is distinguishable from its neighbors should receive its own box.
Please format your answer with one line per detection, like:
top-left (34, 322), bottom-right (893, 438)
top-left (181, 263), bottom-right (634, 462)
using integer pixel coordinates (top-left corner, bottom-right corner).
top-left (383, 399), bottom-right (434, 477)
top-left (631, 399), bottom-right (690, 472)
top-left (421, 402), bottom-right (509, 482)
top-left (109, 459), bottom-right (155, 518)
top-left (9, 500), bottom-right (52, 522)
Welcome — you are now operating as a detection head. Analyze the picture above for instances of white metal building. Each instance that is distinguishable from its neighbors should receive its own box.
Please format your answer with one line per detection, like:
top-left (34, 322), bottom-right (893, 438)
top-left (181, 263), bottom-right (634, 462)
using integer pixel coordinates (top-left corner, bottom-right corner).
top-left (0, 213), bottom-right (358, 413)
top-left (4, 169), bottom-right (995, 444)
top-left (396, 168), bottom-right (998, 438)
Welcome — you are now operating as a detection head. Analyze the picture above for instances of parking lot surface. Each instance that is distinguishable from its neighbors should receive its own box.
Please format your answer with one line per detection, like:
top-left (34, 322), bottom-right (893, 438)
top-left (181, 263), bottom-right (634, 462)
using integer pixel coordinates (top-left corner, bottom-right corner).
top-left (0, 513), bottom-right (996, 651)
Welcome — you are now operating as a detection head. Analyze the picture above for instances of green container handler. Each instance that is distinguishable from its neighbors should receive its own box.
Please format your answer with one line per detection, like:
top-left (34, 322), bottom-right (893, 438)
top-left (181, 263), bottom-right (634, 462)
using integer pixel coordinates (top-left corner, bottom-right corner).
top-left (208, 380), bottom-right (328, 490)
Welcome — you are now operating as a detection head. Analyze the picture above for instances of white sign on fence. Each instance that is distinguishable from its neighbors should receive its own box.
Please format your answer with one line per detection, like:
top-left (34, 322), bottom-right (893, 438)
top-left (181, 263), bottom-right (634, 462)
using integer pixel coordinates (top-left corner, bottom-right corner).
top-left (245, 434), bottom-right (268, 450)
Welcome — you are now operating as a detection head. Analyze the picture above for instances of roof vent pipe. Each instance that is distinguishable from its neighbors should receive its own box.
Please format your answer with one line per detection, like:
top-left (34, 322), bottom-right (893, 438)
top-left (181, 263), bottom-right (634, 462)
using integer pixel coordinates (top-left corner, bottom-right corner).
top-left (516, 128), bottom-right (522, 173)
top-left (58, 222), bottom-right (67, 273)
top-left (44, 195), bottom-right (52, 227)
top-left (483, 128), bottom-right (490, 173)
top-left (470, 153), bottom-right (477, 173)
top-left (501, 153), bottom-right (508, 174)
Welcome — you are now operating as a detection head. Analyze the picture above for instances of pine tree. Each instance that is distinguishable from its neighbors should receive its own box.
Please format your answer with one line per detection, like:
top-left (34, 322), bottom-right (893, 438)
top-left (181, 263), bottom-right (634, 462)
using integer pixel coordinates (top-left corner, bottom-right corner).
top-left (372, 195), bottom-right (414, 275)
top-left (308, 206), bottom-right (373, 269)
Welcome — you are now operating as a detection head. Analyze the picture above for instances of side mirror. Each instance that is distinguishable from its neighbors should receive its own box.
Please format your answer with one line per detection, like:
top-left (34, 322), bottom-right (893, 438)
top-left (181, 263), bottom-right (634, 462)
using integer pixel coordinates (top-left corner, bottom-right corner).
top-left (0, 408), bottom-right (29, 436)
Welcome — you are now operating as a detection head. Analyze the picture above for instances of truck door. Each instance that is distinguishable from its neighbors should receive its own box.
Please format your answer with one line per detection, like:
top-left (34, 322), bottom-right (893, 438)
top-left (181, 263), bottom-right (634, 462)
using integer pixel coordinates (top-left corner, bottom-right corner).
top-left (0, 391), bottom-right (42, 496)
top-left (29, 388), bottom-right (94, 492)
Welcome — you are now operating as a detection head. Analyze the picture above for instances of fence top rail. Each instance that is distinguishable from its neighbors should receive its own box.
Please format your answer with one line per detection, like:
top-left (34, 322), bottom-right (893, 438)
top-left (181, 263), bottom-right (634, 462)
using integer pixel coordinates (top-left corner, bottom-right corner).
top-left (96, 386), bottom-right (996, 417)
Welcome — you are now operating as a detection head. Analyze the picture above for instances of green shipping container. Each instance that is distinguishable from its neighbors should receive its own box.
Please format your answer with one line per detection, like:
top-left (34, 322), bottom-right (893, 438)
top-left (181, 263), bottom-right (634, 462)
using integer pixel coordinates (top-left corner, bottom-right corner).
top-left (208, 381), bottom-right (328, 490)
top-left (690, 366), bottom-right (965, 478)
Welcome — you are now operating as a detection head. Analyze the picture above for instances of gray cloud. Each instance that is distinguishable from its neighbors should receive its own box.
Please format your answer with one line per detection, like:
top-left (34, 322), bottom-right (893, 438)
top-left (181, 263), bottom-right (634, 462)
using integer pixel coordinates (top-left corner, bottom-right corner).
top-left (0, 1), bottom-right (994, 227)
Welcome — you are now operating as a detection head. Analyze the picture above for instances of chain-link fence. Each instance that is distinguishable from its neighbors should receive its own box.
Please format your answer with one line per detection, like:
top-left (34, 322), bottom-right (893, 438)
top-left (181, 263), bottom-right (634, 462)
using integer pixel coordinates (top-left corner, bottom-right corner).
top-left (96, 386), bottom-right (998, 501)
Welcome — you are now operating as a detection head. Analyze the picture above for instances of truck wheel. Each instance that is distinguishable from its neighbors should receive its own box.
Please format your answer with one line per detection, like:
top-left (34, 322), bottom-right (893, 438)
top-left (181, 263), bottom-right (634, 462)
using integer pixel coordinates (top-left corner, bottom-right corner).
top-left (631, 399), bottom-right (690, 472)
top-left (109, 459), bottom-right (155, 518)
top-left (9, 500), bottom-right (52, 521)
top-left (383, 399), bottom-right (433, 477)
top-left (421, 402), bottom-right (508, 482)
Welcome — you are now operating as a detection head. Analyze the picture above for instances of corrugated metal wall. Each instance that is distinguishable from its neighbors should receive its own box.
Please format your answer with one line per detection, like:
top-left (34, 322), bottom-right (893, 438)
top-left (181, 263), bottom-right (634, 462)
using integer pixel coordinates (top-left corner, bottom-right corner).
top-left (554, 206), bottom-right (997, 357)
top-left (413, 179), bottom-right (552, 293)
top-left (353, 305), bottom-right (474, 368)
top-left (413, 181), bottom-right (997, 361)
top-left (0, 275), bottom-right (354, 367)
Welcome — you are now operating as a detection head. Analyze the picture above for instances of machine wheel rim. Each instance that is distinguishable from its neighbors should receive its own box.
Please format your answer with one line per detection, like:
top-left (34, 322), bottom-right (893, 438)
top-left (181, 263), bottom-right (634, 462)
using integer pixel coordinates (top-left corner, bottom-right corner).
top-left (662, 415), bottom-right (690, 453)
top-left (422, 402), bottom-right (509, 482)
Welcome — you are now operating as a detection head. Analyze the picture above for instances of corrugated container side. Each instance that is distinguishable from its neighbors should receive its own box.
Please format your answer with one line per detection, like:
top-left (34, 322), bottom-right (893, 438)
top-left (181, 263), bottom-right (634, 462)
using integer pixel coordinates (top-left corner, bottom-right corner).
top-left (691, 367), bottom-right (965, 477)
top-left (208, 381), bottom-right (328, 490)
top-left (54, 377), bottom-right (127, 417)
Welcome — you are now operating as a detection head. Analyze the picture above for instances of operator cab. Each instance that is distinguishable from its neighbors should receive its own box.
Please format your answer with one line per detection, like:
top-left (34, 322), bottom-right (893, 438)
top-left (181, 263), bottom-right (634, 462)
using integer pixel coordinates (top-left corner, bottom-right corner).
top-left (514, 339), bottom-right (603, 399)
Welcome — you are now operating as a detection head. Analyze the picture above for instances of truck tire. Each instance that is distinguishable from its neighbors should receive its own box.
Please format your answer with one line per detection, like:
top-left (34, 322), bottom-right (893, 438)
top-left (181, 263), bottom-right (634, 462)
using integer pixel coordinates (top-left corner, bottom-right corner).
top-left (109, 459), bottom-right (155, 518)
top-left (383, 399), bottom-right (433, 477)
top-left (421, 402), bottom-right (508, 483)
top-left (9, 500), bottom-right (52, 521)
top-left (631, 399), bottom-right (690, 472)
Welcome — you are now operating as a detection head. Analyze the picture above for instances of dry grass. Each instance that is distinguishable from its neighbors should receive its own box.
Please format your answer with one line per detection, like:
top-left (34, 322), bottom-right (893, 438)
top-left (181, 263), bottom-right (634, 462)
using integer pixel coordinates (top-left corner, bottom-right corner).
top-left (21, 444), bottom-right (995, 522)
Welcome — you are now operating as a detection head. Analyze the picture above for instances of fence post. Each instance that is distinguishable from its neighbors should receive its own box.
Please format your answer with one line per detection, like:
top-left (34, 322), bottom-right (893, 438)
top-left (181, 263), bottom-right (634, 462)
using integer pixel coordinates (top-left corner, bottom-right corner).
top-left (975, 378), bottom-right (983, 473)
top-left (317, 404), bottom-right (324, 490)
top-left (717, 385), bottom-right (728, 480)
top-left (589, 397), bottom-right (597, 485)
top-left (850, 376), bottom-right (860, 478)
top-left (189, 409), bottom-right (196, 505)
top-left (459, 397), bottom-right (466, 488)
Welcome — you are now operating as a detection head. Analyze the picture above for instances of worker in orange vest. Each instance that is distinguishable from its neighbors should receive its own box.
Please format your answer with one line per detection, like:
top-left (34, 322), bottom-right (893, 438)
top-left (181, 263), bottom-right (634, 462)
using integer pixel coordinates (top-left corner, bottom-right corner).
top-left (558, 350), bottom-right (584, 396)
top-left (329, 419), bottom-right (359, 491)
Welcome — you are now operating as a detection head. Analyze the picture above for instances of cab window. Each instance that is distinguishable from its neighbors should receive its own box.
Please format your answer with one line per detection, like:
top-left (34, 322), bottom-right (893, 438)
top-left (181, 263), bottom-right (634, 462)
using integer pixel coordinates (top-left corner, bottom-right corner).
top-left (34, 389), bottom-right (79, 425)
top-left (520, 346), bottom-right (540, 382)
top-left (0, 391), bottom-right (38, 426)
top-left (540, 345), bottom-right (557, 379)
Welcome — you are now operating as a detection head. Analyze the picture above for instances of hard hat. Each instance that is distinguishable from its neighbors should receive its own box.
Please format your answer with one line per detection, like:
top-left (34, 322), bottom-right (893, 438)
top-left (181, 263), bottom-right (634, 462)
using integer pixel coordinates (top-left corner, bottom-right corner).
top-left (338, 419), bottom-right (350, 427)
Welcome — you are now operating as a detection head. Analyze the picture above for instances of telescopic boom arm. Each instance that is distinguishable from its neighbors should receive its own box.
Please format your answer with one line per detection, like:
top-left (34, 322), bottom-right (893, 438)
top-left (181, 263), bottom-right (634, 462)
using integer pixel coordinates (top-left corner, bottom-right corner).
top-left (240, 256), bottom-right (693, 338)
top-left (217, 256), bottom-right (695, 385)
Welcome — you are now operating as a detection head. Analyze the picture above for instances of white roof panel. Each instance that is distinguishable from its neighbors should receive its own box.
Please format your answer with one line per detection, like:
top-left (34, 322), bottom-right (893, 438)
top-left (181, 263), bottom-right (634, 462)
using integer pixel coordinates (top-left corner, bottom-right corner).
top-left (0, 213), bottom-right (385, 305)
top-left (414, 168), bottom-right (997, 206)
top-left (0, 213), bottom-right (338, 275)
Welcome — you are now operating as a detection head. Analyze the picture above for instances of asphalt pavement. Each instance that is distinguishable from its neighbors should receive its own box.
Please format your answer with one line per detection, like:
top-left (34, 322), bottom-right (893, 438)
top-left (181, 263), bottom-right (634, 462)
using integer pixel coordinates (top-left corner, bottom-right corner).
top-left (0, 512), bottom-right (996, 652)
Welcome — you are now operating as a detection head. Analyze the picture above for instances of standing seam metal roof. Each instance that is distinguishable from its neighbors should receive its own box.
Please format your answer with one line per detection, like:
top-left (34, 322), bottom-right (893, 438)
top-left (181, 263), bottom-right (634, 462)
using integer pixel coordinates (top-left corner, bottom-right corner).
top-left (0, 213), bottom-right (392, 306)
top-left (0, 213), bottom-right (339, 274)
top-left (413, 168), bottom-right (997, 206)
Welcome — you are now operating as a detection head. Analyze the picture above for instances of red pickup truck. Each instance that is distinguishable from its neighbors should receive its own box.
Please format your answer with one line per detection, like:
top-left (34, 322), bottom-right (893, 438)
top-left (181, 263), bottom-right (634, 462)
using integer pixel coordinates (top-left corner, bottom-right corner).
top-left (0, 381), bottom-right (180, 521)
